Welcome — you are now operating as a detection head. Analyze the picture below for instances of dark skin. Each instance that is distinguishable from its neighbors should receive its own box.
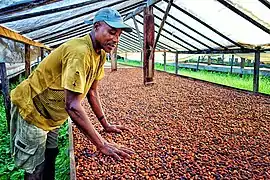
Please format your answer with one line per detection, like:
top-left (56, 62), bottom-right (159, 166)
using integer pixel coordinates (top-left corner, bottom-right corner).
top-left (65, 22), bottom-right (133, 160)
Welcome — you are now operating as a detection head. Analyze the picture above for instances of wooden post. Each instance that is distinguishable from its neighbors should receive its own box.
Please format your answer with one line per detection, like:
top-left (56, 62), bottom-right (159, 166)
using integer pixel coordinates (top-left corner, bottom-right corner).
top-left (40, 47), bottom-right (45, 61)
top-left (25, 44), bottom-right (31, 77)
top-left (140, 51), bottom-right (143, 65)
top-left (196, 56), bottom-right (200, 71)
top-left (207, 55), bottom-right (211, 65)
top-left (111, 44), bottom-right (118, 71)
top-left (175, 51), bottom-right (179, 74)
top-left (125, 52), bottom-right (127, 62)
top-left (164, 52), bottom-right (166, 71)
top-left (230, 54), bottom-right (234, 74)
top-left (143, 6), bottom-right (155, 85)
top-left (240, 57), bottom-right (245, 78)
top-left (0, 62), bottom-right (11, 130)
top-left (253, 51), bottom-right (260, 93)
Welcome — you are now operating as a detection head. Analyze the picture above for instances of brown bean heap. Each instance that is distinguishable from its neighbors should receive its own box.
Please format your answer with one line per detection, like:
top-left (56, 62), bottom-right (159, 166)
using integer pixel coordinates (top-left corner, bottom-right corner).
top-left (73, 68), bottom-right (270, 179)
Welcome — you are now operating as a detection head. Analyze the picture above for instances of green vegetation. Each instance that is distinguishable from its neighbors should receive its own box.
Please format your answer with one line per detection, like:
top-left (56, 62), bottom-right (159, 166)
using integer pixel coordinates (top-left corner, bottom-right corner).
top-left (0, 78), bottom-right (69, 180)
top-left (118, 59), bottom-right (270, 95)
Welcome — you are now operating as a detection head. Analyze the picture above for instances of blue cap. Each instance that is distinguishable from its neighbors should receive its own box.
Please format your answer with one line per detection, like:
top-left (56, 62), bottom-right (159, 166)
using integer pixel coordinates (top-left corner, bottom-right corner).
top-left (85, 7), bottom-right (132, 32)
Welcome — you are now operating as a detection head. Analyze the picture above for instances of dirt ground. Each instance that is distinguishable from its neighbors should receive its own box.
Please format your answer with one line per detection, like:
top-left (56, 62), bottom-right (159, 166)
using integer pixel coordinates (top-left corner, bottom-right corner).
top-left (73, 68), bottom-right (270, 179)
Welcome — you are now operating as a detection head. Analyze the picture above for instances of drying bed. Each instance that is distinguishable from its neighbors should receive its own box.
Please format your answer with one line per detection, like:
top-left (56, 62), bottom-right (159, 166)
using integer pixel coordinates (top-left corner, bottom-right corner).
top-left (73, 68), bottom-right (270, 179)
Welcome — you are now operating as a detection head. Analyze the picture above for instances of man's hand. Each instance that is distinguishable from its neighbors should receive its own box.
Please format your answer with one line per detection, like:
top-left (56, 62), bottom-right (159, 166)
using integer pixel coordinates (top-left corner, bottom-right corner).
top-left (98, 142), bottom-right (134, 160)
top-left (104, 124), bottom-right (131, 133)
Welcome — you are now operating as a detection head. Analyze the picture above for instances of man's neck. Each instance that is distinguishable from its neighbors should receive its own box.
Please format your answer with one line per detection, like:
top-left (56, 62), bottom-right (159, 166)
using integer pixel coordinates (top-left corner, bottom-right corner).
top-left (90, 31), bottom-right (101, 54)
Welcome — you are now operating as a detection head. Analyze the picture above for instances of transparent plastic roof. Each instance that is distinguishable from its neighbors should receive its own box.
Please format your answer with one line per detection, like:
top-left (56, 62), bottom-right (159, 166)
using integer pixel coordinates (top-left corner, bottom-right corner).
top-left (0, 0), bottom-right (270, 52)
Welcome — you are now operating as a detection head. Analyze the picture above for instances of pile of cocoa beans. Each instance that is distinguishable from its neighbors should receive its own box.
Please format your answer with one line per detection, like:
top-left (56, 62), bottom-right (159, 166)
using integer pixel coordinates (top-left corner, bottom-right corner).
top-left (73, 68), bottom-right (270, 179)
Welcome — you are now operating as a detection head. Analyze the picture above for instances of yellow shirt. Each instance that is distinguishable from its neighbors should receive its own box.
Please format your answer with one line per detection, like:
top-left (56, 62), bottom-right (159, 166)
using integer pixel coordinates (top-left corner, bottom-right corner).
top-left (10, 34), bottom-right (106, 131)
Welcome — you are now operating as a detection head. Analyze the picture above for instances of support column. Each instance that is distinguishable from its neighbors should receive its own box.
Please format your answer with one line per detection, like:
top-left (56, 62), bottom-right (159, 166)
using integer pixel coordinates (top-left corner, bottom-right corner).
top-left (143, 6), bottom-right (155, 85)
top-left (125, 52), bottom-right (127, 62)
top-left (0, 62), bottom-right (11, 130)
top-left (175, 51), bottom-right (179, 74)
top-left (40, 47), bottom-right (45, 61)
top-left (230, 54), bottom-right (234, 74)
top-left (240, 57), bottom-right (245, 78)
top-left (207, 55), bottom-right (211, 65)
top-left (25, 44), bottom-right (31, 77)
top-left (164, 51), bottom-right (166, 71)
top-left (196, 56), bottom-right (200, 71)
top-left (253, 51), bottom-right (260, 93)
top-left (111, 44), bottom-right (118, 71)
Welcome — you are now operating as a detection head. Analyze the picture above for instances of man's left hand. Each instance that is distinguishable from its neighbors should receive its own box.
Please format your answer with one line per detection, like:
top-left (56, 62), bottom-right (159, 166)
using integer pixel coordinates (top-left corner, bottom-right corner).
top-left (104, 124), bottom-right (130, 133)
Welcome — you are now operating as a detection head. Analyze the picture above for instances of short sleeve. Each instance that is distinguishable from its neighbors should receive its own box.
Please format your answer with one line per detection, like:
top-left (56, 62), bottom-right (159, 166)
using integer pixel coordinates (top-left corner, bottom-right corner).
top-left (95, 51), bottom-right (106, 81)
top-left (62, 58), bottom-right (87, 93)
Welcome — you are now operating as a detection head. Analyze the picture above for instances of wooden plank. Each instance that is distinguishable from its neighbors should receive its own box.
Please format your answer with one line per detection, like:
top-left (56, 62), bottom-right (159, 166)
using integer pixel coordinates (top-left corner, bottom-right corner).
top-left (175, 51), bottom-right (179, 74)
top-left (253, 51), bottom-right (260, 93)
top-left (143, 6), bottom-right (155, 85)
top-left (164, 52), bottom-right (166, 71)
top-left (0, 62), bottom-right (11, 130)
top-left (68, 118), bottom-right (77, 180)
top-left (25, 44), bottom-right (31, 77)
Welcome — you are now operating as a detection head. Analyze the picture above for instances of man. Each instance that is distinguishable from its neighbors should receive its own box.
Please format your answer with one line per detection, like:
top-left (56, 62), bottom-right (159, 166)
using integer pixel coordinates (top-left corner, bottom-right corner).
top-left (10, 7), bottom-right (134, 179)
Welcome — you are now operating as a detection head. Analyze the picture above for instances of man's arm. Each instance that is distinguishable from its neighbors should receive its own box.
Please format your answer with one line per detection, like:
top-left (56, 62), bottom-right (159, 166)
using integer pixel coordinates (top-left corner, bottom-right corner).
top-left (87, 80), bottom-right (129, 133)
top-left (86, 80), bottom-right (111, 129)
top-left (65, 89), bottom-right (133, 160)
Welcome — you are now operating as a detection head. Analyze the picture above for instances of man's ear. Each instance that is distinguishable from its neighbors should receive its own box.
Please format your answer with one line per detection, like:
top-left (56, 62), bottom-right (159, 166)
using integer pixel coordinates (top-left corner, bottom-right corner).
top-left (94, 22), bottom-right (100, 31)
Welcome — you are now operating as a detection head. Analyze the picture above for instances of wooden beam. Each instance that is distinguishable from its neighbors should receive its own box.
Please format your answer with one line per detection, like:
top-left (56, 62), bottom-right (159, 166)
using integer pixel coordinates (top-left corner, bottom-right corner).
top-left (137, 14), bottom-right (191, 51)
top-left (0, 62), bottom-right (11, 130)
top-left (0, 0), bottom-right (62, 16)
top-left (0, 25), bottom-right (49, 50)
top-left (25, 44), bottom-right (31, 77)
top-left (165, 0), bottom-right (244, 48)
top-left (177, 48), bottom-right (256, 54)
top-left (133, 16), bottom-right (143, 50)
top-left (153, 0), bottom-right (173, 52)
top-left (20, 0), bottom-right (126, 34)
top-left (154, 14), bottom-right (213, 50)
top-left (217, 0), bottom-right (270, 35)
top-left (143, 6), bottom-right (155, 85)
top-left (253, 51), bottom-right (260, 93)
top-left (0, 0), bottom-right (104, 24)
top-left (123, 0), bottom-right (161, 21)
top-left (259, 0), bottom-right (270, 9)
top-left (153, 5), bottom-right (226, 49)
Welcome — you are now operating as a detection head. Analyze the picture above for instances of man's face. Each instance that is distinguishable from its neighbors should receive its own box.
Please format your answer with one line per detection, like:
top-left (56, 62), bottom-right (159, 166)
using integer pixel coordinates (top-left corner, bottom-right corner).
top-left (95, 22), bottom-right (122, 53)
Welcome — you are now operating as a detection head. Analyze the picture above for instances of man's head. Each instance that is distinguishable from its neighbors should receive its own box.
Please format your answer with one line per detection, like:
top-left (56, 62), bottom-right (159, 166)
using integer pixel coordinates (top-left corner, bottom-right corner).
top-left (86, 8), bottom-right (132, 53)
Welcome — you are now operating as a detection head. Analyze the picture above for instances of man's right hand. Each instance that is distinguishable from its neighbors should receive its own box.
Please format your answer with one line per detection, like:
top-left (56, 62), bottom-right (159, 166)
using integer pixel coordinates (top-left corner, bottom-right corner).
top-left (98, 142), bottom-right (134, 160)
